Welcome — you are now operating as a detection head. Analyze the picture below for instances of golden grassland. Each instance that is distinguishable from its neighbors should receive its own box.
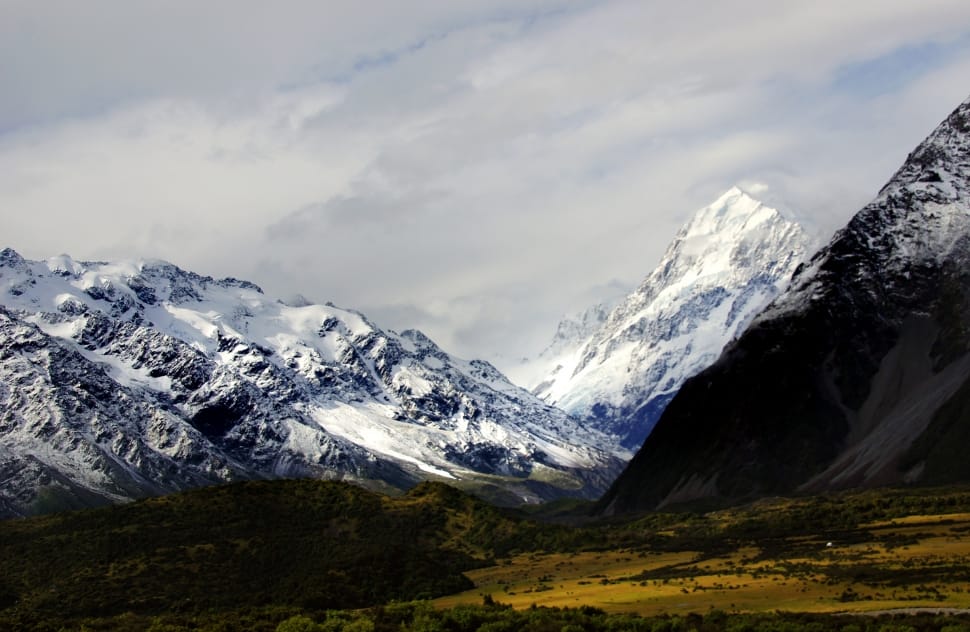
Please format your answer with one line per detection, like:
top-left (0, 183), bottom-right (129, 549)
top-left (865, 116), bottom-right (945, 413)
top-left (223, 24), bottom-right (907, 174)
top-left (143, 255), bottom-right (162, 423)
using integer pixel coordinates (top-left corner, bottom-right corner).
top-left (436, 511), bottom-right (970, 616)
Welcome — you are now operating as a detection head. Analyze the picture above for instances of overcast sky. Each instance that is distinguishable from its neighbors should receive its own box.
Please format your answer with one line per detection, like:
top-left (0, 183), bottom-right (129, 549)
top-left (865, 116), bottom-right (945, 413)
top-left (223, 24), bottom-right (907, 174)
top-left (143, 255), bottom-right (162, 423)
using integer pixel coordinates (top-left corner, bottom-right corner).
top-left (3, 1), bottom-right (970, 371)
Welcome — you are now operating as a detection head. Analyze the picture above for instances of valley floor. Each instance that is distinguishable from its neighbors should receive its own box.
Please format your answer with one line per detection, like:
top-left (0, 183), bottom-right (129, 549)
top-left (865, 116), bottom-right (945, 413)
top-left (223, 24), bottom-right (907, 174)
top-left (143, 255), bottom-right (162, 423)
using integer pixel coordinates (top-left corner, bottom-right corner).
top-left (436, 511), bottom-right (970, 616)
top-left (9, 481), bottom-right (970, 630)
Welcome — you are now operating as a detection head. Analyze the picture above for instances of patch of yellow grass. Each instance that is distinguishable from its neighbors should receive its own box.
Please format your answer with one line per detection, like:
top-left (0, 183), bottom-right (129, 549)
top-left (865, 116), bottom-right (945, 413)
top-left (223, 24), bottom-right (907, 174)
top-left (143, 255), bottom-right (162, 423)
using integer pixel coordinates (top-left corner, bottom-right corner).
top-left (435, 513), bottom-right (970, 616)
top-left (863, 513), bottom-right (970, 528)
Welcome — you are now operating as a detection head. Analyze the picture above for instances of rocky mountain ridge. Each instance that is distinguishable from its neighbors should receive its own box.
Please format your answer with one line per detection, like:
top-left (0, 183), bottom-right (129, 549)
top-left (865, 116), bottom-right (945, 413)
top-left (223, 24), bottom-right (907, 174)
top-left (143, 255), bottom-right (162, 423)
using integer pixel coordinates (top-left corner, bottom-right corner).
top-left (0, 250), bottom-right (625, 517)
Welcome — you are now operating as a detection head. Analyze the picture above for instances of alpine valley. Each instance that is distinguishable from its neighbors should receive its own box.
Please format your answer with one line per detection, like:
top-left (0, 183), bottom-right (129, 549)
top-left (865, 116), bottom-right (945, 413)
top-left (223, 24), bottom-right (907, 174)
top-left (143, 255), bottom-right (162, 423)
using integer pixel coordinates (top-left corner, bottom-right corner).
top-left (600, 94), bottom-right (970, 514)
top-left (0, 250), bottom-right (628, 517)
top-left (522, 187), bottom-right (814, 449)
top-left (5, 89), bottom-right (970, 632)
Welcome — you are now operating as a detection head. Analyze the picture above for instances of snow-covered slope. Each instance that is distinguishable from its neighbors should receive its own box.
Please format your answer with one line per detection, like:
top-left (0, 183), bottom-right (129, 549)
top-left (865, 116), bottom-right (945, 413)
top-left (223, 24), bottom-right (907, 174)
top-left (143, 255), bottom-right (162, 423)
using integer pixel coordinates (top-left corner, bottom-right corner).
top-left (0, 251), bottom-right (625, 516)
top-left (506, 300), bottom-right (618, 395)
top-left (531, 188), bottom-right (813, 449)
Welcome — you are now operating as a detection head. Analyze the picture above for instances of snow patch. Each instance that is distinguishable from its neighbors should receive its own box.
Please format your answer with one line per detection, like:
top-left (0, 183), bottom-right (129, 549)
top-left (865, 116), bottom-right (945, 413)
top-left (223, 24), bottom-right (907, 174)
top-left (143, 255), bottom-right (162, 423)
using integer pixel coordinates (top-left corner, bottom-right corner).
top-left (310, 402), bottom-right (456, 479)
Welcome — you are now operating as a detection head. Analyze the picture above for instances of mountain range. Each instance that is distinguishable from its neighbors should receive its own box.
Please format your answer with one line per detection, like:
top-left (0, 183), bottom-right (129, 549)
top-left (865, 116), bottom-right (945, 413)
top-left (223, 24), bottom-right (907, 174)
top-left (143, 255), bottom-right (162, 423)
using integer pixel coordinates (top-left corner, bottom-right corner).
top-left (600, 94), bottom-right (970, 514)
top-left (523, 187), bottom-right (813, 449)
top-left (5, 93), bottom-right (970, 523)
top-left (0, 251), bottom-right (625, 517)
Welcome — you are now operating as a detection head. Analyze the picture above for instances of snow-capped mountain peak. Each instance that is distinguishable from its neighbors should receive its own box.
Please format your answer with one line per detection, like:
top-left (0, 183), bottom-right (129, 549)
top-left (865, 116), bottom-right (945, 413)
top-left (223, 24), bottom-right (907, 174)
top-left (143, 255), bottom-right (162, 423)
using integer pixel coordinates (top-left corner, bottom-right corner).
top-left (528, 188), bottom-right (813, 449)
top-left (684, 185), bottom-right (770, 230)
top-left (626, 186), bottom-right (804, 310)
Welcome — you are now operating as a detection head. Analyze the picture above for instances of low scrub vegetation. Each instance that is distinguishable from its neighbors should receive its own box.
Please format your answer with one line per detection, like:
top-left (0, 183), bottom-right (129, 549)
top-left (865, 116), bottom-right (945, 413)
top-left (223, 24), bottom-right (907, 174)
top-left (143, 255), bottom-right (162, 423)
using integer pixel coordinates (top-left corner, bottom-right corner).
top-left (10, 600), bottom-right (970, 631)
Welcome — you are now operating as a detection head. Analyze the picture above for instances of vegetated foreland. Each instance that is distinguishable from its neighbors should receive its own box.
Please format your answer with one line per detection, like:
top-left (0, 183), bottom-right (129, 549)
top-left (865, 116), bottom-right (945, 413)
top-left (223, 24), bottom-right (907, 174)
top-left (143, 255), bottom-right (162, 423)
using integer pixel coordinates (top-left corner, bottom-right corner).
top-left (5, 480), bottom-right (970, 631)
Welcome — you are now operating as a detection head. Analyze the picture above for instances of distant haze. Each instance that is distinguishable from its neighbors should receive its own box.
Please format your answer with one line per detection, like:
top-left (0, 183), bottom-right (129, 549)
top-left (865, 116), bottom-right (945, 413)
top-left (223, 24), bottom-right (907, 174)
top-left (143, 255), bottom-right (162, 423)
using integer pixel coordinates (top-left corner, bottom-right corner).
top-left (3, 1), bottom-right (970, 370)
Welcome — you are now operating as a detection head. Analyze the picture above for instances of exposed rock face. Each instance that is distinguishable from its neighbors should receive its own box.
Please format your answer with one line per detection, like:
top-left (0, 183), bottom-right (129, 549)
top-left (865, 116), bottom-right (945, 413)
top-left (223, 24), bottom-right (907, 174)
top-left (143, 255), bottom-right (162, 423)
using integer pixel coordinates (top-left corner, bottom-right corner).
top-left (599, 95), bottom-right (970, 514)
top-left (0, 253), bottom-right (624, 517)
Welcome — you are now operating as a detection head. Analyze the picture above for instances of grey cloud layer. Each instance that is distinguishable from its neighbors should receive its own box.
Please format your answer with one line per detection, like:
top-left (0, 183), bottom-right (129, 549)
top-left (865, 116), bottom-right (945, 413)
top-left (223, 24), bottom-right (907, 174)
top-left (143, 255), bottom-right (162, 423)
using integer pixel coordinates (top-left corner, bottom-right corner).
top-left (2, 1), bottom-right (970, 365)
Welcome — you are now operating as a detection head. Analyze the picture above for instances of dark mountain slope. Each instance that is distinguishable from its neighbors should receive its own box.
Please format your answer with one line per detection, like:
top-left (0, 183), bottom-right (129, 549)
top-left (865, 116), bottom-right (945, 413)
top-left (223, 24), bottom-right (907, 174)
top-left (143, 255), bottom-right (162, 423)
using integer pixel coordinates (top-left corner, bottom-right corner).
top-left (598, 95), bottom-right (970, 514)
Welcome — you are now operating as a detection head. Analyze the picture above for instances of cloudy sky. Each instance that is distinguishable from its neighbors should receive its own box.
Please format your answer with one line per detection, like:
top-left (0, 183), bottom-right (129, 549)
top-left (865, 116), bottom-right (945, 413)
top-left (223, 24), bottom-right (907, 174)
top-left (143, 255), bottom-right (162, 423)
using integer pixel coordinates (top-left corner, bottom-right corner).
top-left (3, 1), bottom-right (970, 371)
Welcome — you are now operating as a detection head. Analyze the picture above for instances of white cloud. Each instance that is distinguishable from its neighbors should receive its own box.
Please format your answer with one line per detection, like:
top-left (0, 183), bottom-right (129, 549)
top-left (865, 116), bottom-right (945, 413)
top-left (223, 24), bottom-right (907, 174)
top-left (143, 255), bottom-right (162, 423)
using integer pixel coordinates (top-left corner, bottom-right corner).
top-left (2, 1), bottom-right (970, 369)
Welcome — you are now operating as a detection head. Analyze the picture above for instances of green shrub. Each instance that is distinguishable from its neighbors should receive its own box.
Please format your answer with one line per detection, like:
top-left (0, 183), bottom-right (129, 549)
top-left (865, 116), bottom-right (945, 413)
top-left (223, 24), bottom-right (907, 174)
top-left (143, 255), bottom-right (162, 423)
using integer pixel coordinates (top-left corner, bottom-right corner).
top-left (277, 615), bottom-right (322, 632)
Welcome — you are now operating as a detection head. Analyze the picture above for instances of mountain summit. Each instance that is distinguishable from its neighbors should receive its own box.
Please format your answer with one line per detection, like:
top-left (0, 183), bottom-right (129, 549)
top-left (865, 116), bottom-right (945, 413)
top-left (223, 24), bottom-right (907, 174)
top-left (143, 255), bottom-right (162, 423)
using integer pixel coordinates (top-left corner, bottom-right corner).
top-left (529, 187), bottom-right (812, 449)
top-left (0, 253), bottom-right (624, 517)
top-left (599, 95), bottom-right (970, 513)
